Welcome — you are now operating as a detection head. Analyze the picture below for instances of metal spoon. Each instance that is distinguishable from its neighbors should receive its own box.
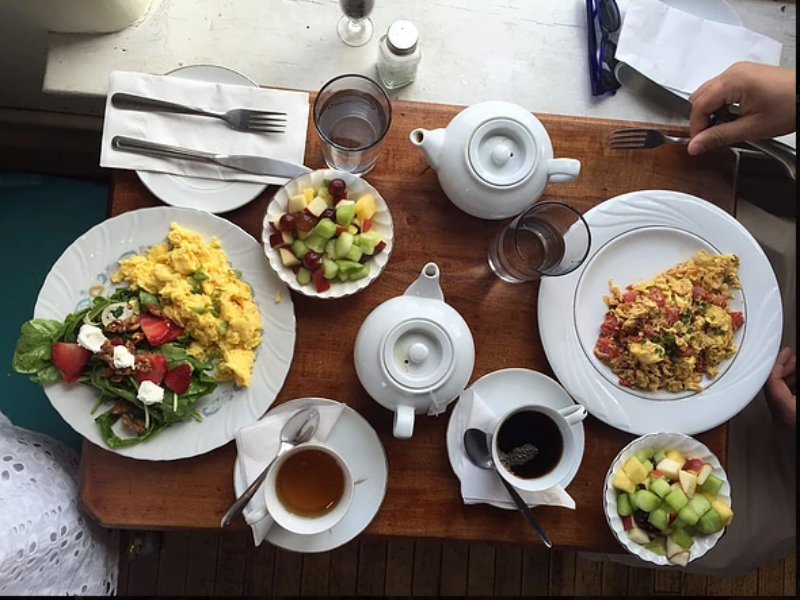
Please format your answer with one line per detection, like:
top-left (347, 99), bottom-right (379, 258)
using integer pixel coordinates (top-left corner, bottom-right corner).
top-left (463, 428), bottom-right (553, 548)
top-left (219, 406), bottom-right (320, 527)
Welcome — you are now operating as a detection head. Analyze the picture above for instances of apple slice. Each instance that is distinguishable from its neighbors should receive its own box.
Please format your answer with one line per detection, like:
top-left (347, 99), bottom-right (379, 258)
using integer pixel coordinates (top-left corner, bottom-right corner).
top-left (287, 194), bottom-right (308, 214)
top-left (278, 247), bottom-right (300, 267)
top-left (621, 515), bottom-right (634, 531)
top-left (627, 526), bottom-right (650, 545)
top-left (269, 231), bottom-right (293, 249)
top-left (679, 469), bottom-right (698, 498)
top-left (655, 457), bottom-right (683, 480)
top-left (696, 463), bottom-right (713, 485)
top-left (683, 458), bottom-right (704, 473)
top-left (269, 210), bottom-right (286, 231)
top-left (305, 196), bottom-right (329, 218)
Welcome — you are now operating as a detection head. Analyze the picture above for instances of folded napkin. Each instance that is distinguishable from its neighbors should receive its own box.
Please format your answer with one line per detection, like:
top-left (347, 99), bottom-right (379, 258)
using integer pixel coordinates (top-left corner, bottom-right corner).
top-left (235, 403), bottom-right (346, 546)
top-left (456, 389), bottom-right (576, 510)
top-left (616, 0), bottom-right (782, 96)
top-left (100, 70), bottom-right (310, 185)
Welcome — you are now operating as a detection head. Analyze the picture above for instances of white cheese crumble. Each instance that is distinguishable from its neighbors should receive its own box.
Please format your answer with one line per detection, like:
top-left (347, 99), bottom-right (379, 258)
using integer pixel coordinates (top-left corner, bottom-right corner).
top-left (77, 324), bottom-right (108, 353)
top-left (137, 380), bottom-right (164, 405)
top-left (112, 345), bottom-right (136, 369)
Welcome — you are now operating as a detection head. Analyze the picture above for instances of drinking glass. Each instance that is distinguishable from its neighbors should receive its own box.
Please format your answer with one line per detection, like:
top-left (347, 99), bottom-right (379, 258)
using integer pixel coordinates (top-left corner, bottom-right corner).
top-left (313, 74), bottom-right (392, 176)
top-left (337, 0), bottom-right (375, 47)
top-left (488, 201), bottom-right (592, 283)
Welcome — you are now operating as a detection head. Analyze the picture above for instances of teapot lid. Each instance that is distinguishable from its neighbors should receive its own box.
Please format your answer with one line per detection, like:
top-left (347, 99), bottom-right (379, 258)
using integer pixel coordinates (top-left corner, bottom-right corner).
top-left (381, 318), bottom-right (455, 393)
top-left (468, 118), bottom-right (538, 187)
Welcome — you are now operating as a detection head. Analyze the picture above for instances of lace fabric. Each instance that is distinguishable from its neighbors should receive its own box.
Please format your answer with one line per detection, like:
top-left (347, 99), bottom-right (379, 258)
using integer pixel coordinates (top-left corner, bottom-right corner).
top-left (0, 412), bottom-right (118, 595)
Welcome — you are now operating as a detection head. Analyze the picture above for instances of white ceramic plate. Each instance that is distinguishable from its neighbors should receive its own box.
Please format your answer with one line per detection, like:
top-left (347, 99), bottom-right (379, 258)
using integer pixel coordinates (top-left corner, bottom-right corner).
top-left (603, 432), bottom-right (732, 567)
top-left (445, 368), bottom-right (585, 501)
top-left (233, 397), bottom-right (388, 553)
top-left (137, 65), bottom-right (268, 214)
top-left (538, 190), bottom-right (782, 435)
top-left (33, 207), bottom-right (296, 460)
top-left (262, 169), bottom-right (394, 299)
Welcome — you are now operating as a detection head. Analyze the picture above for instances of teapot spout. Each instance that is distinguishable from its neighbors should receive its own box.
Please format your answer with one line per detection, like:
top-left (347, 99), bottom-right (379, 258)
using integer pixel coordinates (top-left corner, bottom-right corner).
top-left (404, 262), bottom-right (444, 301)
top-left (410, 128), bottom-right (446, 172)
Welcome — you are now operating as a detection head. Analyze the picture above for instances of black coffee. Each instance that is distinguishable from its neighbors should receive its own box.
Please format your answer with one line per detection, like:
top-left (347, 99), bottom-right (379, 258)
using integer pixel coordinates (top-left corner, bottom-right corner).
top-left (496, 410), bottom-right (563, 479)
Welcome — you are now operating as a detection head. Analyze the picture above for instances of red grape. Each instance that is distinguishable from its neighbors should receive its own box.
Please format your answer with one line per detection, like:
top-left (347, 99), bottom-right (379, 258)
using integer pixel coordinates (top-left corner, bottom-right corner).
top-left (295, 213), bottom-right (317, 232)
top-left (278, 213), bottom-right (297, 232)
top-left (302, 251), bottom-right (322, 271)
top-left (328, 178), bottom-right (347, 198)
top-left (320, 208), bottom-right (336, 221)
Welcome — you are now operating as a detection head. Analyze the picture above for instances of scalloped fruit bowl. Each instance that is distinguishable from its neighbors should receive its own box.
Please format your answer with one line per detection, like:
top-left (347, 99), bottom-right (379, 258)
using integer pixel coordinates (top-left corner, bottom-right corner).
top-left (261, 169), bottom-right (394, 299)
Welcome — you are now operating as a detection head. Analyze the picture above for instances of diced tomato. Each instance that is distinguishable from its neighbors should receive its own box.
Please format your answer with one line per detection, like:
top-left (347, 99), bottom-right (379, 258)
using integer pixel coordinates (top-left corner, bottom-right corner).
top-left (134, 353), bottom-right (168, 385)
top-left (109, 337), bottom-right (125, 346)
top-left (665, 307), bottom-right (681, 326)
top-left (163, 363), bottom-right (192, 394)
top-left (711, 294), bottom-right (729, 308)
top-left (594, 337), bottom-right (620, 360)
top-left (599, 312), bottom-right (620, 336)
top-left (729, 311), bottom-right (744, 330)
top-left (618, 378), bottom-right (632, 387)
top-left (647, 287), bottom-right (666, 307)
top-left (643, 324), bottom-right (656, 339)
top-left (51, 342), bottom-right (91, 384)
top-left (139, 313), bottom-right (184, 346)
top-left (622, 290), bottom-right (638, 303)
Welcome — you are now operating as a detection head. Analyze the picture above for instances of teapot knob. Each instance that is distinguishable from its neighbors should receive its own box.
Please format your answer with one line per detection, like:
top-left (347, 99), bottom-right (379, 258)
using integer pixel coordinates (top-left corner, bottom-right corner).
top-left (408, 342), bottom-right (429, 364)
top-left (491, 143), bottom-right (512, 166)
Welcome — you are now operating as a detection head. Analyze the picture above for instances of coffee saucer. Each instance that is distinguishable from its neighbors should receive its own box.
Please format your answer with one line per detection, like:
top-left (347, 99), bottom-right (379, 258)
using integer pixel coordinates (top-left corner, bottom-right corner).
top-left (233, 397), bottom-right (388, 552)
top-left (446, 368), bottom-right (585, 507)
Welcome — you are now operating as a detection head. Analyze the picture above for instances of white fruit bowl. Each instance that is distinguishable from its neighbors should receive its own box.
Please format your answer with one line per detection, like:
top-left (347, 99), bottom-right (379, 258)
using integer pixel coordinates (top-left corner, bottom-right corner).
top-left (261, 169), bottom-right (394, 299)
top-left (603, 432), bottom-right (732, 567)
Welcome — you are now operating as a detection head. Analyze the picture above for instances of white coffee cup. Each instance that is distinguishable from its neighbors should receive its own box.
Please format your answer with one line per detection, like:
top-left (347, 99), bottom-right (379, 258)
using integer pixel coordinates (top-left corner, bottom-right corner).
top-left (258, 443), bottom-right (355, 535)
top-left (491, 404), bottom-right (587, 492)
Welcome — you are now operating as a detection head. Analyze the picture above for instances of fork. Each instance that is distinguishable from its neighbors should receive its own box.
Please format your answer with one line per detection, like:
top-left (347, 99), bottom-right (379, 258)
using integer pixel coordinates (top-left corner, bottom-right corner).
top-left (110, 92), bottom-right (287, 134)
top-left (609, 128), bottom-right (688, 150)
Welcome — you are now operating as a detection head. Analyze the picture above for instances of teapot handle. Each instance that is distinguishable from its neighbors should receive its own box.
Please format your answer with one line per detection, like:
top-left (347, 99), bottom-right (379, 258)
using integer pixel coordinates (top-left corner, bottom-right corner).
top-left (547, 158), bottom-right (581, 184)
top-left (393, 405), bottom-right (416, 439)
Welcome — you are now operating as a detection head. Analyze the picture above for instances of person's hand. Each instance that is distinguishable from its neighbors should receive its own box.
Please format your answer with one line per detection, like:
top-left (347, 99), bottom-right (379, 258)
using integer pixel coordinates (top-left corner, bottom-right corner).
top-left (688, 62), bottom-right (796, 155)
top-left (764, 347), bottom-right (796, 431)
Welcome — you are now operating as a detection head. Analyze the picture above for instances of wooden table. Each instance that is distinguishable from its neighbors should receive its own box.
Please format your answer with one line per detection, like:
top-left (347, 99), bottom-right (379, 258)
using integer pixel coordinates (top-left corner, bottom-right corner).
top-left (80, 97), bottom-right (735, 551)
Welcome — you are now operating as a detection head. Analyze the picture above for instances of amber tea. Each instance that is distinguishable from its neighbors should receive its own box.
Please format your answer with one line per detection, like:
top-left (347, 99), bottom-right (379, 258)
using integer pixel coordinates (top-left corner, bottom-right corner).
top-left (275, 449), bottom-right (346, 518)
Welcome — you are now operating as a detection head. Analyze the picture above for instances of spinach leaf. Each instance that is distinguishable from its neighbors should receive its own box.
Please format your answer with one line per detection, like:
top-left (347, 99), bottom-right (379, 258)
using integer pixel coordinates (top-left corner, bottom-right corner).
top-left (95, 410), bottom-right (165, 449)
top-left (29, 364), bottom-right (61, 384)
top-left (11, 319), bottom-right (64, 374)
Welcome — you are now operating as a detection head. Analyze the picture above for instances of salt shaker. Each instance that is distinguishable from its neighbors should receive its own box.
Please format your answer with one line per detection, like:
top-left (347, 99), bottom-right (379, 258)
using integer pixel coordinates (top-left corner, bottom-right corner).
top-left (376, 20), bottom-right (421, 90)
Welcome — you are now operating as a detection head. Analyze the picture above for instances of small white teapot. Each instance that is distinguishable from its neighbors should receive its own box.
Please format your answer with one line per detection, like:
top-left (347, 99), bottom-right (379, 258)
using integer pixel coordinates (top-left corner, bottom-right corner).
top-left (354, 263), bottom-right (475, 439)
top-left (410, 101), bottom-right (580, 220)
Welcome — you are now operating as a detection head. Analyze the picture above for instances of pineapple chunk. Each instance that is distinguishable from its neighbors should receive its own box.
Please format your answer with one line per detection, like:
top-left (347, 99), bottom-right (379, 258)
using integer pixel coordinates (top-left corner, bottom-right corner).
top-left (355, 193), bottom-right (377, 220)
top-left (666, 449), bottom-right (686, 466)
top-left (303, 187), bottom-right (315, 203)
top-left (711, 499), bottom-right (734, 525)
top-left (622, 456), bottom-right (648, 485)
top-left (613, 470), bottom-right (636, 494)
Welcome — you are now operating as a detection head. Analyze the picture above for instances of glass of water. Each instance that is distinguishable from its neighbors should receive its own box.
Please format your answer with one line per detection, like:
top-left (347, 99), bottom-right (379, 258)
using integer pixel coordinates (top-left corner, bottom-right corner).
top-left (337, 0), bottom-right (375, 47)
top-left (488, 201), bottom-right (592, 283)
top-left (313, 74), bottom-right (392, 176)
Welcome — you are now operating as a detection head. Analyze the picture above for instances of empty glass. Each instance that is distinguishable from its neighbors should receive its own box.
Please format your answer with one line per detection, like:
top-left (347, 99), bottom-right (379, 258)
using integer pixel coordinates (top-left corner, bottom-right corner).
top-left (488, 201), bottom-right (592, 283)
top-left (337, 0), bottom-right (376, 47)
top-left (313, 74), bottom-right (392, 176)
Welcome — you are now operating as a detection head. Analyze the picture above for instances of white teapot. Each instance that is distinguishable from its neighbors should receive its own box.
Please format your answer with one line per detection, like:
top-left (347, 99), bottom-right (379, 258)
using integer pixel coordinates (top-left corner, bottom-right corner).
top-left (410, 101), bottom-right (580, 220)
top-left (354, 263), bottom-right (475, 439)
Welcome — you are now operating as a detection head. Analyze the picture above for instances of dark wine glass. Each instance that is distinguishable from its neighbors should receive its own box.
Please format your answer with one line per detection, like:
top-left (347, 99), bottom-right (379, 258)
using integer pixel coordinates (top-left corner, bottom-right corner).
top-left (337, 0), bottom-right (375, 47)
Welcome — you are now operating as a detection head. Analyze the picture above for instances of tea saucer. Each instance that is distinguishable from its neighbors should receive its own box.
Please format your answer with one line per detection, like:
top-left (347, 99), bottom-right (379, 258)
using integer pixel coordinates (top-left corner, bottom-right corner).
top-left (446, 368), bottom-right (585, 505)
top-left (233, 398), bottom-right (388, 552)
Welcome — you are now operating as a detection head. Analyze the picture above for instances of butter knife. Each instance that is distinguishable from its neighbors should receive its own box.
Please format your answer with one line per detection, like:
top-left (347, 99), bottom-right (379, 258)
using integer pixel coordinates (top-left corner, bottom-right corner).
top-left (111, 136), bottom-right (311, 179)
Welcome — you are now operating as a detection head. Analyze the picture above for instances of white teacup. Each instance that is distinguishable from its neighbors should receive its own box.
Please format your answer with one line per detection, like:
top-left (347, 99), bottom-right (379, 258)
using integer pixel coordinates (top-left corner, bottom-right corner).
top-left (252, 443), bottom-right (355, 535)
top-left (491, 404), bottom-right (587, 492)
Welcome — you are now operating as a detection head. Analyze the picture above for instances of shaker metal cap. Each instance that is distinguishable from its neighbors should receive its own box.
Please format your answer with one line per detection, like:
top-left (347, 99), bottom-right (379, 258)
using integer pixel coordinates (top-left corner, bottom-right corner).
top-left (387, 20), bottom-right (419, 55)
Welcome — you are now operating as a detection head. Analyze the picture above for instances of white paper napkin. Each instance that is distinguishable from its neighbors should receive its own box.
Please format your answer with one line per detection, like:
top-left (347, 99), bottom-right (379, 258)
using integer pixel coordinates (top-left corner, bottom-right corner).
top-left (234, 403), bottom-right (346, 546)
top-left (616, 0), bottom-right (783, 96)
top-left (456, 389), bottom-right (576, 510)
top-left (100, 70), bottom-right (310, 185)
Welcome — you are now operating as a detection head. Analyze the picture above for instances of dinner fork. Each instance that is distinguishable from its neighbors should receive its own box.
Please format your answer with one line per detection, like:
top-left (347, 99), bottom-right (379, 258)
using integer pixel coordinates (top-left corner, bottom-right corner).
top-left (110, 92), bottom-right (287, 134)
top-left (608, 128), bottom-right (688, 150)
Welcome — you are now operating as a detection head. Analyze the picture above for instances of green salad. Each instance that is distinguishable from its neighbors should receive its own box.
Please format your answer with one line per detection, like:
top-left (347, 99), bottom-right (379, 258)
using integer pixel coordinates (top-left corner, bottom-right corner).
top-left (12, 288), bottom-right (217, 448)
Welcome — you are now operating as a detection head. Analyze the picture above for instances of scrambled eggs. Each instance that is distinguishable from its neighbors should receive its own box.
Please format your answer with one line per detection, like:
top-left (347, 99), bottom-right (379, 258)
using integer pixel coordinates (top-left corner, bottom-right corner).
top-left (111, 223), bottom-right (262, 386)
top-left (594, 250), bottom-right (744, 392)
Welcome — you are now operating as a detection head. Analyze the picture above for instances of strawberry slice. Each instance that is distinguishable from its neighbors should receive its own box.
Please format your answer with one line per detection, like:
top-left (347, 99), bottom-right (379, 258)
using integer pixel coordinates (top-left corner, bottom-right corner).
top-left (134, 353), bottom-right (168, 385)
top-left (163, 363), bottom-right (192, 395)
top-left (51, 342), bottom-right (91, 384)
top-left (139, 313), bottom-right (184, 346)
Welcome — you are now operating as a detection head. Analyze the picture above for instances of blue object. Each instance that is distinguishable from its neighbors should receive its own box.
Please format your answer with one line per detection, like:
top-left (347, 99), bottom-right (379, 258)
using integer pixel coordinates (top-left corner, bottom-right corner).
top-left (587, 0), bottom-right (622, 96)
top-left (0, 173), bottom-right (108, 451)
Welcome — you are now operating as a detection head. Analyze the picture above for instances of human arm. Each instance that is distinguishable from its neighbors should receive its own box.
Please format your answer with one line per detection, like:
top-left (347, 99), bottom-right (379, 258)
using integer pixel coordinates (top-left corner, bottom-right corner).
top-left (764, 347), bottom-right (796, 434)
top-left (687, 62), bottom-right (796, 155)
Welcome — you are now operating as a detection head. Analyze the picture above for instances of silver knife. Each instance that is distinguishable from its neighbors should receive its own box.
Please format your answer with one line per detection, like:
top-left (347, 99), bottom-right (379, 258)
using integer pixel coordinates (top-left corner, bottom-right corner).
top-left (615, 63), bottom-right (796, 181)
top-left (111, 136), bottom-right (311, 179)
